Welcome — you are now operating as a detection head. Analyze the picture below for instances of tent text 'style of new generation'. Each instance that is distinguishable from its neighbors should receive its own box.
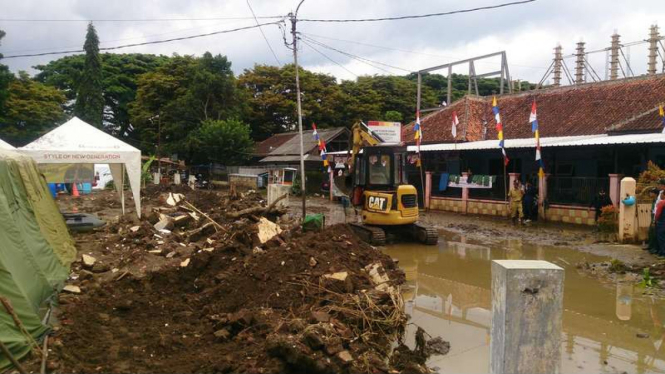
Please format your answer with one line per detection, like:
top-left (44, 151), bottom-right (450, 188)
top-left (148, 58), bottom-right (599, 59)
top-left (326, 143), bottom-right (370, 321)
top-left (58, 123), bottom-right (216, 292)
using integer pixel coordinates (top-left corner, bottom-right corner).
top-left (19, 117), bottom-right (142, 217)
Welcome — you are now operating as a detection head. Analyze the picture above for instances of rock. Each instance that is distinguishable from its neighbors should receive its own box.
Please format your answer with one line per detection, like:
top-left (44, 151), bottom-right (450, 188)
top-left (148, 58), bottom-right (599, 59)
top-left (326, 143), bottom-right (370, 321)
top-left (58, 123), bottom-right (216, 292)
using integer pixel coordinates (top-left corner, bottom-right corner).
top-left (91, 262), bottom-right (111, 273)
top-left (62, 285), bottom-right (81, 294)
top-left (637, 332), bottom-right (650, 339)
top-left (154, 217), bottom-right (174, 231)
top-left (256, 217), bottom-right (282, 244)
top-left (214, 329), bottom-right (231, 342)
top-left (253, 247), bottom-right (265, 255)
top-left (129, 226), bottom-right (141, 233)
top-left (180, 258), bottom-right (190, 267)
top-left (337, 350), bottom-right (353, 364)
top-left (81, 254), bottom-right (96, 269)
top-left (310, 311), bottom-right (330, 323)
top-left (309, 257), bottom-right (318, 267)
top-left (79, 269), bottom-right (94, 280)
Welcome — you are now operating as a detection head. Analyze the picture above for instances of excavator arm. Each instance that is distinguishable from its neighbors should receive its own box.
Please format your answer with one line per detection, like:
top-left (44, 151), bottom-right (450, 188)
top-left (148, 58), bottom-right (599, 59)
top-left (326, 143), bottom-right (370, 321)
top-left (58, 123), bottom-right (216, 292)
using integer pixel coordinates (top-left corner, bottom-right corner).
top-left (348, 122), bottom-right (382, 170)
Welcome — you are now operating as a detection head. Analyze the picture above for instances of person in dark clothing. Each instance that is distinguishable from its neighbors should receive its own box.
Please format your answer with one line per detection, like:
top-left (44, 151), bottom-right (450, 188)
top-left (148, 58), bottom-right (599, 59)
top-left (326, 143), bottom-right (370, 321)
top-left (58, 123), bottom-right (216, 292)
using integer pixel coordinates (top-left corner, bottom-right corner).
top-left (591, 189), bottom-right (613, 222)
top-left (654, 196), bottom-right (665, 256)
top-left (522, 182), bottom-right (537, 222)
top-left (648, 188), bottom-right (660, 253)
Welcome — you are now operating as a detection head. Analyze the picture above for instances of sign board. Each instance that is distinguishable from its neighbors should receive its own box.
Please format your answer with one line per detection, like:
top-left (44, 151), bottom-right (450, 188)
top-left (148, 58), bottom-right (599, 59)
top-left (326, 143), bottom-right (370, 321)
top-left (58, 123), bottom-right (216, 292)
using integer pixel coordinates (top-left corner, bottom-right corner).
top-left (448, 175), bottom-right (494, 189)
top-left (367, 121), bottom-right (402, 143)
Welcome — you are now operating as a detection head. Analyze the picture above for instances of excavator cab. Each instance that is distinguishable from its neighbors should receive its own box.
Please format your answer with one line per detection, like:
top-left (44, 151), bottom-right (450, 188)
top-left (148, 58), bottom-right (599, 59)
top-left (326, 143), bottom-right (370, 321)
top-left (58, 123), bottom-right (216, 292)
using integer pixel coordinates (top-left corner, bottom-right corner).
top-left (345, 123), bottom-right (438, 245)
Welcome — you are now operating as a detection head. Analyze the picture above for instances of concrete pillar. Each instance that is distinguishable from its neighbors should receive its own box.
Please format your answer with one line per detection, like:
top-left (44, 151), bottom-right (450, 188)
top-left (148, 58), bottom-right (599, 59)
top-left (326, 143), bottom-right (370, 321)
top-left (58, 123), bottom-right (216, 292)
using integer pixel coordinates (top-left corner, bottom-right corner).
top-left (538, 173), bottom-right (549, 221)
top-left (462, 172), bottom-right (470, 214)
top-left (425, 171), bottom-right (432, 209)
top-left (490, 260), bottom-right (564, 374)
top-left (608, 174), bottom-right (623, 207)
top-left (618, 177), bottom-right (637, 242)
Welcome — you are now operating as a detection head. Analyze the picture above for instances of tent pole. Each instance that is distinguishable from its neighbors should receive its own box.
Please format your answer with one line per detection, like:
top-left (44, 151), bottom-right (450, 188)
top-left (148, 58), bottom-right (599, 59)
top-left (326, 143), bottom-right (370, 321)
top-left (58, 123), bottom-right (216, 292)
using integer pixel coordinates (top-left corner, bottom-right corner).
top-left (121, 164), bottom-right (125, 215)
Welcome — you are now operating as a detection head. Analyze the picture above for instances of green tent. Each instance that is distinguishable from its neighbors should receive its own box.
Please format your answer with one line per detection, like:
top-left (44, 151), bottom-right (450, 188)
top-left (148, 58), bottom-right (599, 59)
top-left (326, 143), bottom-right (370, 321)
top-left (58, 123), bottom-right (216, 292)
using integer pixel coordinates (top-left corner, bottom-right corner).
top-left (0, 149), bottom-right (75, 370)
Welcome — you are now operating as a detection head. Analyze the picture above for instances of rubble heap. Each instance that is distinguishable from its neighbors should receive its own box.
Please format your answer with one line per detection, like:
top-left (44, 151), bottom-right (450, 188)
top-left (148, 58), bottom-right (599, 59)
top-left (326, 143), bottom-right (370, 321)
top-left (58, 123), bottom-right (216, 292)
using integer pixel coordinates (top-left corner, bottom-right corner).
top-left (43, 187), bottom-right (442, 374)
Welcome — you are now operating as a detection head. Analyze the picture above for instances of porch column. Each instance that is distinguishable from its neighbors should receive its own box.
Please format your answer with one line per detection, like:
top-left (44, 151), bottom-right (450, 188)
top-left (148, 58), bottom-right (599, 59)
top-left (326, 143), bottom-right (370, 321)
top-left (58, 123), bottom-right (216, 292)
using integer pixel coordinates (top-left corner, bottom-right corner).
top-left (618, 177), bottom-right (637, 242)
top-left (462, 171), bottom-right (470, 214)
top-left (608, 174), bottom-right (623, 207)
top-left (538, 173), bottom-right (549, 221)
top-left (425, 171), bottom-right (432, 209)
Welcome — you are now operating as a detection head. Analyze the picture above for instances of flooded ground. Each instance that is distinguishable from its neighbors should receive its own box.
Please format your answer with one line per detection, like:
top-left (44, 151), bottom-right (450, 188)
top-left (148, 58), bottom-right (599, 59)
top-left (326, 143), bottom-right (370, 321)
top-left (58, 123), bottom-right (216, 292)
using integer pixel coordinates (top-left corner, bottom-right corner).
top-left (385, 230), bottom-right (665, 374)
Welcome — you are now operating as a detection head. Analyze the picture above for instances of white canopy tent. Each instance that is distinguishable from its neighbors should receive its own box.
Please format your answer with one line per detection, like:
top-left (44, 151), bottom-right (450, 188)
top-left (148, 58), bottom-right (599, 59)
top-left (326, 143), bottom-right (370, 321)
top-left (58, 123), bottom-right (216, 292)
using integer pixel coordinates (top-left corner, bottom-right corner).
top-left (19, 117), bottom-right (142, 217)
top-left (0, 138), bottom-right (14, 150)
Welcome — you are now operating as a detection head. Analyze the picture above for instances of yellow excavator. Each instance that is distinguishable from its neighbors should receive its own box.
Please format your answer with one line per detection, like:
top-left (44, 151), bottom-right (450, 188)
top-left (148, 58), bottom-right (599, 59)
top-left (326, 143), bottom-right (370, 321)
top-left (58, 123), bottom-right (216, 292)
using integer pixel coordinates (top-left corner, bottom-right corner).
top-left (344, 122), bottom-right (438, 246)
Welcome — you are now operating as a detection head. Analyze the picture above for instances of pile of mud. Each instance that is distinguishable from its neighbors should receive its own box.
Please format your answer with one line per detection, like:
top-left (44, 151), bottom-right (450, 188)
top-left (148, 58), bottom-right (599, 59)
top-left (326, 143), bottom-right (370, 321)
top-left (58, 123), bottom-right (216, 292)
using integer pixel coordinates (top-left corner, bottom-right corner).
top-left (44, 187), bottom-right (441, 373)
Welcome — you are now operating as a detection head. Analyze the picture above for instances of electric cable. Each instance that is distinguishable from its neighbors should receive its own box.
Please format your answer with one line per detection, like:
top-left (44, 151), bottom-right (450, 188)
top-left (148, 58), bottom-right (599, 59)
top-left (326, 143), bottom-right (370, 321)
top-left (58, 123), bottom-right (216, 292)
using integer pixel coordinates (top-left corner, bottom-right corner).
top-left (247, 0), bottom-right (282, 65)
top-left (300, 38), bottom-right (357, 77)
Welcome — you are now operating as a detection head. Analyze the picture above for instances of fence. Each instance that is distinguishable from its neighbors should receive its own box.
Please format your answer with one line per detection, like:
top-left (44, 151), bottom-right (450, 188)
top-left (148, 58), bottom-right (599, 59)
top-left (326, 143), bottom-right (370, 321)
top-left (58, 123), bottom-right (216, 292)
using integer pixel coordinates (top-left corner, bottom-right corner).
top-left (547, 177), bottom-right (609, 206)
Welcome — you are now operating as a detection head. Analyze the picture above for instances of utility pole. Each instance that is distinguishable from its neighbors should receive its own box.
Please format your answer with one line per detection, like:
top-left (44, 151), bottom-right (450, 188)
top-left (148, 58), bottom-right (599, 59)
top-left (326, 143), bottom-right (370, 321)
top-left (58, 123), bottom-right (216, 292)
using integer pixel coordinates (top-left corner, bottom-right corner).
top-left (610, 32), bottom-right (620, 80)
top-left (553, 45), bottom-right (562, 87)
top-left (648, 24), bottom-right (660, 75)
top-left (290, 0), bottom-right (307, 220)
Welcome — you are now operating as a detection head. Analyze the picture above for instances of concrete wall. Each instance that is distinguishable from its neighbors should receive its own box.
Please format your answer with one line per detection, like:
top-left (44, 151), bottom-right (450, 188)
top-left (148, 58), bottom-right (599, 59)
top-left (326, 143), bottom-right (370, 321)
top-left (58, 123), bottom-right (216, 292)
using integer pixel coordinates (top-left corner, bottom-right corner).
top-left (228, 174), bottom-right (258, 189)
top-left (545, 205), bottom-right (596, 226)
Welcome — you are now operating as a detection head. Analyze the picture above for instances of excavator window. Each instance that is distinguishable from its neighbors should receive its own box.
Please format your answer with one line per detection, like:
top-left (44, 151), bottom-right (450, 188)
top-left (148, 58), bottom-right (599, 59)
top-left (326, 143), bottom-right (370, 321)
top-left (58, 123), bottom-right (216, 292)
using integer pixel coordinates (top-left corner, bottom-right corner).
top-left (368, 154), bottom-right (392, 186)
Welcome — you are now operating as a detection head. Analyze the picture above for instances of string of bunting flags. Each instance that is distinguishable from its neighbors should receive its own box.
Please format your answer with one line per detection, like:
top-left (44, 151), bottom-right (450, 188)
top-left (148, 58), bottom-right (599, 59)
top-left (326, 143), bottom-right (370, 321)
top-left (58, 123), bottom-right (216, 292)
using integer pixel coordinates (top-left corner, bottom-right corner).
top-left (530, 100), bottom-right (545, 178)
top-left (492, 96), bottom-right (509, 166)
top-left (414, 111), bottom-right (423, 167)
top-left (312, 124), bottom-right (331, 172)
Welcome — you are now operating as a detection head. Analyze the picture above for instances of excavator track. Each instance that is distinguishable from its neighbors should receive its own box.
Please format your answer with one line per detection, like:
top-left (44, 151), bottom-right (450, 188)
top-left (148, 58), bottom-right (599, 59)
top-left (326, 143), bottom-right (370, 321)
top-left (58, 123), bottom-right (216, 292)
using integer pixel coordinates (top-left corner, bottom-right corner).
top-left (349, 223), bottom-right (386, 246)
top-left (412, 222), bottom-right (439, 245)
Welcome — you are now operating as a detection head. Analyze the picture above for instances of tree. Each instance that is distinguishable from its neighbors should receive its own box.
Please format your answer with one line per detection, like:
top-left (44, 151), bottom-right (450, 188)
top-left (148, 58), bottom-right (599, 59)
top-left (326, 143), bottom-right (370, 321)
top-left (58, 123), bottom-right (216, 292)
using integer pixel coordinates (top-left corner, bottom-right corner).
top-left (0, 72), bottom-right (66, 146)
top-left (35, 53), bottom-right (168, 138)
top-left (383, 110), bottom-right (403, 122)
top-left (0, 30), bottom-right (14, 123)
top-left (129, 53), bottom-right (240, 160)
top-left (74, 23), bottom-right (104, 127)
top-left (186, 119), bottom-right (253, 165)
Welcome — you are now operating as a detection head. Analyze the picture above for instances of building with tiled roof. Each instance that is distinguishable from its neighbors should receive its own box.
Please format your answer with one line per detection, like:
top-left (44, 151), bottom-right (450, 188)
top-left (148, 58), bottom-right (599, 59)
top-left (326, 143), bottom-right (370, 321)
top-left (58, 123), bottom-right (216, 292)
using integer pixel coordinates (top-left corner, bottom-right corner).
top-left (402, 74), bottom-right (665, 226)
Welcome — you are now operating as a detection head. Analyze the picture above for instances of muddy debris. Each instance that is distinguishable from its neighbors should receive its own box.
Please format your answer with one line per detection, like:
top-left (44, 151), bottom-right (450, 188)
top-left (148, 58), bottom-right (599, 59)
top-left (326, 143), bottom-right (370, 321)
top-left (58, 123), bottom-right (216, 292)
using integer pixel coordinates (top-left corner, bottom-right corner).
top-left (38, 186), bottom-right (447, 374)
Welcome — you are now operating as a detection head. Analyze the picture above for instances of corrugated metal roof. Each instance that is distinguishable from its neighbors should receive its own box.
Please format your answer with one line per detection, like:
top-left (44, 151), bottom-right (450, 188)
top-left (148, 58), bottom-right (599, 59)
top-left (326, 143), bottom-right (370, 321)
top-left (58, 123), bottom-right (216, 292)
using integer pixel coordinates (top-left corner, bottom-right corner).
top-left (266, 127), bottom-right (348, 156)
top-left (260, 155), bottom-right (311, 163)
top-left (408, 133), bottom-right (665, 152)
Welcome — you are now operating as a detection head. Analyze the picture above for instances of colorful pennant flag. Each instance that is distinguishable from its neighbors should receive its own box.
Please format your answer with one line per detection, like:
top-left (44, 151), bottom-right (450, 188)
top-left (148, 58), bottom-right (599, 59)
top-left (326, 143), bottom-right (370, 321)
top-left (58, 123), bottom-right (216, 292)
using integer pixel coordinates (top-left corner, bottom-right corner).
top-left (414, 111), bottom-right (422, 167)
top-left (312, 124), bottom-right (329, 167)
top-left (530, 100), bottom-right (545, 178)
top-left (452, 111), bottom-right (459, 139)
top-left (492, 96), bottom-right (509, 166)
top-left (660, 104), bottom-right (665, 134)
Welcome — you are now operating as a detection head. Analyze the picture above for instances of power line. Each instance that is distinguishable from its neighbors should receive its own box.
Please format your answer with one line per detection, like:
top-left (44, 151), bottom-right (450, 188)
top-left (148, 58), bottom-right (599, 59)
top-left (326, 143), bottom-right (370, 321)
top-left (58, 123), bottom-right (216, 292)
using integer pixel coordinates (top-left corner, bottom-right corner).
top-left (0, 16), bottom-right (284, 22)
top-left (298, 0), bottom-right (536, 22)
top-left (301, 35), bottom-right (410, 73)
top-left (246, 0), bottom-right (282, 65)
top-left (300, 38), bottom-right (357, 77)
top-left (1, 22), bottom-right (283, 59)
top-left (301, 32), bottom-right (547, 71)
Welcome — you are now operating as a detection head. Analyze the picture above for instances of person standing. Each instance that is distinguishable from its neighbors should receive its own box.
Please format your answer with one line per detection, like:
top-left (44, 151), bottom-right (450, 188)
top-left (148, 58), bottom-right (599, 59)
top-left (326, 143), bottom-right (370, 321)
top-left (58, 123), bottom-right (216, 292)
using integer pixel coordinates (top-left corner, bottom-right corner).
top-left (522, 181), bottom-right (537, 222)
top-left (508, 179), bottom-right (524, 224)
top-left (591, 189), bottom-right (613, 223)
top-left (648, 187), bottom-right (659, 253)
top-left (654, 194), bottom-right (665, 256)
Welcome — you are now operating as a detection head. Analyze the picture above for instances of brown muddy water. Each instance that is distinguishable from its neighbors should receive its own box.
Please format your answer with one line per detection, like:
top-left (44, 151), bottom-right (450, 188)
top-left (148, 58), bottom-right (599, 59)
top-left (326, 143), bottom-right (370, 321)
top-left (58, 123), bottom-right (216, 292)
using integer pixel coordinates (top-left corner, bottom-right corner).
top-left (385, 230), bottom-right (665, 374)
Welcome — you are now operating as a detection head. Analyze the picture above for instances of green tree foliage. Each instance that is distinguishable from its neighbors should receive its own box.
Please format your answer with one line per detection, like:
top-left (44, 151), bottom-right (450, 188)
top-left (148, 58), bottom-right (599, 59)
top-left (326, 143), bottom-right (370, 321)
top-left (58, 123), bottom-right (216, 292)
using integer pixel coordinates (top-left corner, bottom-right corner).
top-left (383, 110), bottom-right (403, 122)
top-left (237, 64), bottom-right (345, 140)
top-left (74, 23), bottom-right (104, 127)
top-left (130, 53), bottom-right (240, 159)
top-left (35, 53), bottom-right (168, 138)
top-left (0, 30), bottom-right (15, 123)
top-left (0, 72), bottom-right (66, 146)
top-left (186, 119), bottom-right (253, 165)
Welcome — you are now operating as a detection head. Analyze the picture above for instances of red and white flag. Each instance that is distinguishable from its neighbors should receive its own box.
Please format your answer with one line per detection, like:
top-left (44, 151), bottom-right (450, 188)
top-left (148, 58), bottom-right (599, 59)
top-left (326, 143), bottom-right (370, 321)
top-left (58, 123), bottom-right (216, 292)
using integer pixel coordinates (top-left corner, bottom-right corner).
top-left (451, 111), bottom-right (459, 138)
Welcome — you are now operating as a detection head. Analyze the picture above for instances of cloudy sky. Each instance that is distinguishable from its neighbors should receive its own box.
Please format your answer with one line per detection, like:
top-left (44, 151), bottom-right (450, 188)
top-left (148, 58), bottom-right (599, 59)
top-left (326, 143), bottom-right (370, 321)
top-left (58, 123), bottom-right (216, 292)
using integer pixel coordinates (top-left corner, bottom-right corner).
top-left (1, 0), bottom-right (664, 84)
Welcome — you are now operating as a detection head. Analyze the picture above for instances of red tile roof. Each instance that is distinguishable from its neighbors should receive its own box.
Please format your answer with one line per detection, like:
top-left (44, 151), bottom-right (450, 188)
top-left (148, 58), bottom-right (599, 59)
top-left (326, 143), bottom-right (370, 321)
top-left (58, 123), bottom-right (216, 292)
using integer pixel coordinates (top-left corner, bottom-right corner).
top-left (253, 132), bottom-right (298, 156)
top-left (403, 74), bottom-right (665, 144)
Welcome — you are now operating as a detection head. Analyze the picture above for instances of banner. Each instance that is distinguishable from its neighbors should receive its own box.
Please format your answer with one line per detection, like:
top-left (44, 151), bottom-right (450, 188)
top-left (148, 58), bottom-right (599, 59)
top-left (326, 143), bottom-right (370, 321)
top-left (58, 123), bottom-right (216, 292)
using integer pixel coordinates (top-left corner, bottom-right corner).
top-left (367, 121), bottom-right (402, 143)
top-left (448, 174), bottom-right (495, 189)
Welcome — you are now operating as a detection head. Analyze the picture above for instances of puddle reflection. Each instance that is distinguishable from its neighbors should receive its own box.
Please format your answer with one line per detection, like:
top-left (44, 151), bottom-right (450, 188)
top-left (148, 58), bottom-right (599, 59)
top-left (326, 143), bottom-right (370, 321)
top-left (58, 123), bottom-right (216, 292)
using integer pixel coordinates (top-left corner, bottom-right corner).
top-left (386, 231), bottom-right (665, 374)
